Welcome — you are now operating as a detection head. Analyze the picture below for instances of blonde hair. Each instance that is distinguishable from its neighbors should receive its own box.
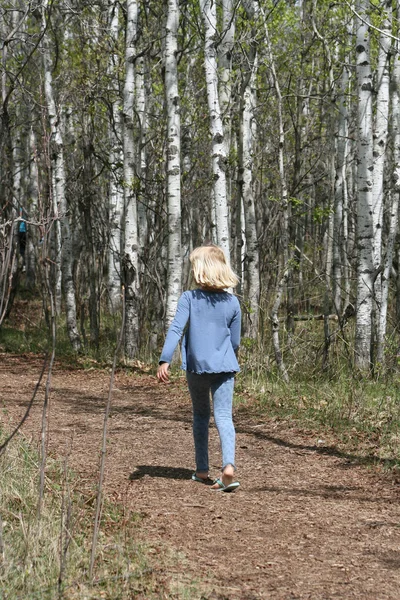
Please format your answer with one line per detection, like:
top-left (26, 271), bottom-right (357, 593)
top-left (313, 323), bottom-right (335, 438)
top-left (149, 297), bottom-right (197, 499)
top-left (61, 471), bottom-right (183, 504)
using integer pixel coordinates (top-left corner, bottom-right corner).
top-left (189, 244), bottom-right (239, 290)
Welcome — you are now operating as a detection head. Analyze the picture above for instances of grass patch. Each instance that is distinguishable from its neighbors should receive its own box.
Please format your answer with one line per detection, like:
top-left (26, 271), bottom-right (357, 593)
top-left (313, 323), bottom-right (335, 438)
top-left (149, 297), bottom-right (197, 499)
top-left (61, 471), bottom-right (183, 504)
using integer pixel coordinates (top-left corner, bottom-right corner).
top-left (3, 295), bottom-right (400, 474)
top-left (0, 298), bottom-right (156, 369)
top-left (235, 370), bottom-right (400, 469)
top-left (0, 432), bottom-right (202, 599)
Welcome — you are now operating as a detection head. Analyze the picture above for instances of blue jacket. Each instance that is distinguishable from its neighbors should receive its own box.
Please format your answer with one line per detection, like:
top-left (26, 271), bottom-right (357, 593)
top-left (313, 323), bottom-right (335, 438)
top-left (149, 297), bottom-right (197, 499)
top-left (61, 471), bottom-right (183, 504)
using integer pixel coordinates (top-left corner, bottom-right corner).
top-left (160, 289), bottom-right (241, 374)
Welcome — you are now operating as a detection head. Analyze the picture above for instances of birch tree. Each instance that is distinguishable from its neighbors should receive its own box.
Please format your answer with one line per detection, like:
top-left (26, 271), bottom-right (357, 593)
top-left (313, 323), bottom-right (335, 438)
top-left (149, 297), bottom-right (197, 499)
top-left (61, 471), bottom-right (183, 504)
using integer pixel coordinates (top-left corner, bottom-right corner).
top-left (6, 0), bottom-right (400, 375)
top-left (135, 53), bottom-right (148, 247)
top-left (200, 0), bottom-right (230, 259)
top-left (373, 1), bottom-right (391, 363)
top-left (123, 0), bottom-right (140, 358)
top-left (333, 26), bottom-right (351, 317)
top-left (218, 0), bottom-right (235, 150)
top-left (108, 1), bottom-right (124, 313)
top-left (26, 126), bottom-right (38, 287)
top-left (0, 3), bottom-right (29, 213)
top-left (240, 1), bottom-right (260, 337)
top-left (164, 0), bottom-right (182, 326)
top-left (377, 1), bottom-right (400, 364)
top-left (42, 0), bottom-right (81, 351)
top-left (354, 0), bottom-right (374, 370)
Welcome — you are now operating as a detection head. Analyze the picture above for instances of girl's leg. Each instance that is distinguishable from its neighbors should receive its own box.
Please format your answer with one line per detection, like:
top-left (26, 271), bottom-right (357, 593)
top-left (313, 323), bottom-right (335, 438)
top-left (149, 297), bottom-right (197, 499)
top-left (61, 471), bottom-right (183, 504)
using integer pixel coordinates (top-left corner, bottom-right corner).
top-left (210, 373), bottom-right (236, 481)
top-left (186, 372), bottom-right (211, 475)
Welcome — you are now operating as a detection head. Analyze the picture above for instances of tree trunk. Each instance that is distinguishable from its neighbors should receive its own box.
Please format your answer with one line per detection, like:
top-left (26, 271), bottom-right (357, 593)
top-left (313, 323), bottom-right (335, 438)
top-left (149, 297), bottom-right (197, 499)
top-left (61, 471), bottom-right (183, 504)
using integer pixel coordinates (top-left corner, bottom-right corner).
top-left (240, 2), bottom-right (260, 338)
top-left (42, 0), bottom-right (81, 352)
top-left (108, 1), bottom-right (123, 313)
top-left (200, 0), bottom-right (230, 259)
top-left (165, 0), bottom-right (182, 326)
top-left (123, 0), bottom-right (140, 359)
top-left (261, 4), bottom-right (290, 379)
top-left (135, 53), bottom-right (148, 248)
top-left (377, 1), bottom-right (399, 365)
top-left (333, 60), bottom-right (350, 316)
top-left (218, 0), bottom-right (235, 149)
top-left (354, 0), bottom-right (374, 371)
top-left (373, 1), bottom-right (391, 364)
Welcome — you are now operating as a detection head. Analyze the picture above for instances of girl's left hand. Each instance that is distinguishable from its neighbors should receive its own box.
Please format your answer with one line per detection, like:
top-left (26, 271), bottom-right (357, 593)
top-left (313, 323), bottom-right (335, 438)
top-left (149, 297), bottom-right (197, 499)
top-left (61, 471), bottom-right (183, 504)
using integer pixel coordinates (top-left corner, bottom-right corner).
top-left (157, 362), bottom-right (170, 383)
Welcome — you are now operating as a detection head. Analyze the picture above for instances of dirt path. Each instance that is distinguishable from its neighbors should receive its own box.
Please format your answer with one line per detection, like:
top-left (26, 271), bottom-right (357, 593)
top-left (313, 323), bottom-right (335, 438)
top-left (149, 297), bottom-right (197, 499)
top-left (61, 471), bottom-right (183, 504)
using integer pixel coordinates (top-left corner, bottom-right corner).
top-left (1, 354), bottom-right (400, 599)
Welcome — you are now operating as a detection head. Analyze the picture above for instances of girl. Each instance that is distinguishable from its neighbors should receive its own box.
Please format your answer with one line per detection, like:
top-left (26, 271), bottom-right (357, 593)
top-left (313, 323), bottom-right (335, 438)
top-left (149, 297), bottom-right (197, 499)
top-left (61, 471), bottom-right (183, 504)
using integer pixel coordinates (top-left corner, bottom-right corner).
top-left (157, 244), bottom-right (241, 492)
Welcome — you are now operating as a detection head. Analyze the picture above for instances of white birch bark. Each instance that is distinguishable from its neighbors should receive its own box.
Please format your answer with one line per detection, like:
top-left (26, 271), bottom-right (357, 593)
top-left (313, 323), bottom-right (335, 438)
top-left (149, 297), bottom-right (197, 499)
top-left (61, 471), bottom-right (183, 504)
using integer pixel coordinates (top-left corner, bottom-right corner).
top-left (377, 2), bottom-right (399, 363)
top-left (12, 132), bottom-right (21, 210)
top-left (26, 126), bottom-right (38, 286)
top-left (270, 270), bottom-right (289, 384)
top-left (1, 4), bottom-right (29, 219)
top-left (240, 1), bottom-right (259, 338)
top-left (135, 54), bottom-right (148, 246)
top-left (182, 58), bottom-right (195, 177)
top-left (42, 0), bottom-right (81, 351)
top-left (372, 1), bottom-right (391, 268)
top-left (218, 0), bottom-right (235, 150)
top-left (343, 149), bottom-right (351, 309)
top-left (219, 0), bottom-right (235, 253)
top-left (373, 1), bottom-right (391, 361)
top-left (165, 0), bottom-right (182, 326)
top-left (52, 170), bottom-right (63, 315)
top-left (9, 3), bottom-right (25, 274)
top-left (182, 53), bottom-right (202, 274)
top-left (333, 58), bottom-right (350, 316)
top-left (354, 0), bottom-right (374, 370)
top-left (345, 136), bottom-right (357, 308)
top-left (12, 127), bottom-right (22, 273)
top-left (200, 0), bottom-right (230, 259)
top-left (332, 42), bottom-right (350, 315)
top-left (123, 0), bottom-right (140, 359)
top-left (108, 1), bottom-right (123, 313)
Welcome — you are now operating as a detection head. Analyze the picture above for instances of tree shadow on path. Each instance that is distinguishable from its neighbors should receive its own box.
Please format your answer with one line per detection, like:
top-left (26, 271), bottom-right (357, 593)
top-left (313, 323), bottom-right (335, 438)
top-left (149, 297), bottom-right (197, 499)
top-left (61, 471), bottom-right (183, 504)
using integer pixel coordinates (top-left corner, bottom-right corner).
top-left (52, 382), bottom-right (400, 473)
top-left (253, 484), bottom-right (399, 504)
top-left (238, 423), bottom-right (400, 471)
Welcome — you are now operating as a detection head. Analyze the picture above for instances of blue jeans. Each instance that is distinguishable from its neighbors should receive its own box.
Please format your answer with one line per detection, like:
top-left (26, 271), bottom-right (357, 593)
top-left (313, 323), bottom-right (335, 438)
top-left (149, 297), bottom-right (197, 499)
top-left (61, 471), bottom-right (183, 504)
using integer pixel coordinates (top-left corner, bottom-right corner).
top-left (186, 371), bottom-right (236, 473)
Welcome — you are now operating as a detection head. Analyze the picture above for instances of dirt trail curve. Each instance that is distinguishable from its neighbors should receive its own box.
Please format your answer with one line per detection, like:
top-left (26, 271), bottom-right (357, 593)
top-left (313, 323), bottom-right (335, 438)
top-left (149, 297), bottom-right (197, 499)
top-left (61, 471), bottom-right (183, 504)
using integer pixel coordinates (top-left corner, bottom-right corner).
top-left (1, 354), bottom-right (400, 599)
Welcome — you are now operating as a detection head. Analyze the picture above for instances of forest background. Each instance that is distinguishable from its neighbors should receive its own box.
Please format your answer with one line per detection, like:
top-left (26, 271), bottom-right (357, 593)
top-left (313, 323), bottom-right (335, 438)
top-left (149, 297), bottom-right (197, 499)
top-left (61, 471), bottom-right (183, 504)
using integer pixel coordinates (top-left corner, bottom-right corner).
top-left (1, 0), bottom-right (400, 451)
top-left (2, 0), bottom-right (400, 597)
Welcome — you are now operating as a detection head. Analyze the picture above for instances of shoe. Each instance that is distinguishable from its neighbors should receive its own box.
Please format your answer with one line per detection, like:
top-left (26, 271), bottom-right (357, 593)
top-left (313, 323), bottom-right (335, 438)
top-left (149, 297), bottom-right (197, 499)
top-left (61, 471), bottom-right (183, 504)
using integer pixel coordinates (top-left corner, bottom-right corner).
top-left (191, 473), bottom-right (213, 485)
top-left (211, 478), bottom-right (240, 493)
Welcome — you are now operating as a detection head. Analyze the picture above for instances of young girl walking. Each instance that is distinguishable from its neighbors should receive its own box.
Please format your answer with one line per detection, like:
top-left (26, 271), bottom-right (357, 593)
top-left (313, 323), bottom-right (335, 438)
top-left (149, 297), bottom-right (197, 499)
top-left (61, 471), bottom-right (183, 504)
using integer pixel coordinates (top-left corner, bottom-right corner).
top-left (157, 244), bottom-right (241, 492)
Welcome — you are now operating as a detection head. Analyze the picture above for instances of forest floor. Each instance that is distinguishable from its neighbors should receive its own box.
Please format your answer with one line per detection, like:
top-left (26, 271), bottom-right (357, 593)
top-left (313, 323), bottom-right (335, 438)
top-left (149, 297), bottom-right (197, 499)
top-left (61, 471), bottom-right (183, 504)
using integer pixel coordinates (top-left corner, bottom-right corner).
top-left (1, 352), bottom-right (400, 599)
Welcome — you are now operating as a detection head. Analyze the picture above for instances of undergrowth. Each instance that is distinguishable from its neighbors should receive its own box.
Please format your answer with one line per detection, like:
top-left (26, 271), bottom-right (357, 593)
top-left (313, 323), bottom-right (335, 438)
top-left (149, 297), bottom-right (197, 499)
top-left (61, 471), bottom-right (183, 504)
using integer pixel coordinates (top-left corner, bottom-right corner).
top-left (2, 295), bottom-right (400, 472)
top-left (0, 432), bottom-right (200, 599)
top-left (236, 339), bottom-right (400, 470)
top-left (1, 294), bottom-right (400, 599)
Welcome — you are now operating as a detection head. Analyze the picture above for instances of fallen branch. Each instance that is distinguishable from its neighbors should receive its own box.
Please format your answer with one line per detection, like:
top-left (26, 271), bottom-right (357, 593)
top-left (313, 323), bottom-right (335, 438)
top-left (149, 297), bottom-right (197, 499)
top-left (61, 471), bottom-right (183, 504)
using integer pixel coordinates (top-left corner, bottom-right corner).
top-left (0, 353), bottom-right (48, 457)
top-left (38, 259), bottom-right (57, 519)
top-left (89, 287), bottom-right (125, 579)
top-left (279, 314), bottom-right (339, 322)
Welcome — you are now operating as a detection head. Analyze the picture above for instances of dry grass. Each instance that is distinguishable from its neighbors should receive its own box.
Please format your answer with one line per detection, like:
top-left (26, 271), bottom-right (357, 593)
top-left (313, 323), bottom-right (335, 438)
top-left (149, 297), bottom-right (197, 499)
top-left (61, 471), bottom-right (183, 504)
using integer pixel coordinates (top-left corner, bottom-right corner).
top-left (0, 433), bottom-right (170, 599)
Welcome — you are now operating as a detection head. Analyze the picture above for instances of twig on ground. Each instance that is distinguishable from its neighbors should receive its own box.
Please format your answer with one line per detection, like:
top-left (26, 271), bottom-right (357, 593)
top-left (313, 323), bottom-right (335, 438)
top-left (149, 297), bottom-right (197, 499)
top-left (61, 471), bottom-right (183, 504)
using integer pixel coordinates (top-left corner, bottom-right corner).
top-left (0, 511), bottom-right (4, 563)
top-left (38, 266), bottom-right (57, 519)
top-left (89, 287), bottom-right (126, 579)
top-left (0, 353), bottom-right (48, 457)
top-left (58, 441), bottom-right (73, 599)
